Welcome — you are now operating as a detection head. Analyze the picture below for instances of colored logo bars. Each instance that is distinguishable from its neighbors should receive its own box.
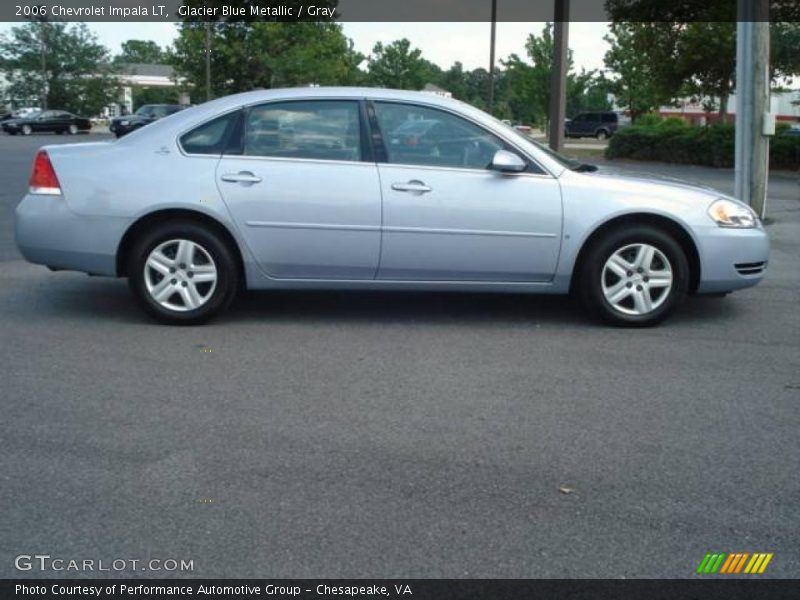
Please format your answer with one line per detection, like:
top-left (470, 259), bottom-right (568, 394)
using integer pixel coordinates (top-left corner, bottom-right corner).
top-left (696, 552), bottom-right (773, 574)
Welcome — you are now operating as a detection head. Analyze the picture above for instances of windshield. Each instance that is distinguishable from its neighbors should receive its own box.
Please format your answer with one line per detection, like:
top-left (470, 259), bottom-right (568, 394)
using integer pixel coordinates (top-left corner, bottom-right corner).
top-left (135, 105), bottom-right (155, 117)
top-left (526, 137), bottom-right (584, 170)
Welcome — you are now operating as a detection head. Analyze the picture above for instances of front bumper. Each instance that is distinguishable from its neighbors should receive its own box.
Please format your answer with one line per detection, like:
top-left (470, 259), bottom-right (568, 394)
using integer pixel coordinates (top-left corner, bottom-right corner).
top-left (695, 224), bottom-right (770, 294)
top-left (15, 194), bottom-right (131, 276)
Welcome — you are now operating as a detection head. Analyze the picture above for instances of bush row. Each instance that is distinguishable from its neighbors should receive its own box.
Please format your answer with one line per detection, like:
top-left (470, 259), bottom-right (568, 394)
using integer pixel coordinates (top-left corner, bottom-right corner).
top-left (606, 117), bottom-right (799, 170)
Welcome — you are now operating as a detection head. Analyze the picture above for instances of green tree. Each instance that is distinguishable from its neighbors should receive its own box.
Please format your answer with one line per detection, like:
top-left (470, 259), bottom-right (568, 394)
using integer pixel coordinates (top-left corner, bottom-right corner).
top-left (0, 21), bottom-right (119, 115)
top-left (502, 23), bottom-right (607, 126)
top-left (366, 38), bottom-right (438, 90)
top-left (605, 2), bottom-right (800, 119)
top-left (568, 69), bottom-right (613, 116)
top-left (172, 22), bottom-right (364, 97)
top-left (772, 22), bottom-right (800, 81)
top-left (603, 23), bottom-right (678, 121)
top-left (115, 40), bottom-right (167, 65)
top-left (437, 61), bottom-right (468, 101)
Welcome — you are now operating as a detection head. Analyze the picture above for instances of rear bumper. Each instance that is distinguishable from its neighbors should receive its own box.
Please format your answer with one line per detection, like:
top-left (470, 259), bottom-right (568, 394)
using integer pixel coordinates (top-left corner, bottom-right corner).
top-left (15, 194), bottom-right (131, 276)
top-left (695, 224), bottom-right (770, 294)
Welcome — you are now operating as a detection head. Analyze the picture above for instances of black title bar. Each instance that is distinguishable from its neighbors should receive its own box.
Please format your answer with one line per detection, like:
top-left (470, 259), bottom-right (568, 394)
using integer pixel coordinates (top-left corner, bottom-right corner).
top-left (4, 579), bottom-right (800, 600)
top-left (3, 0), bottom-right (799, 23)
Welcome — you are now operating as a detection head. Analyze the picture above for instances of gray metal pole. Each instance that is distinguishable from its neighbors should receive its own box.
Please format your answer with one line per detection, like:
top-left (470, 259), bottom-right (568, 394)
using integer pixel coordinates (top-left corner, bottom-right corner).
top-left (488, 0), bottom-right (497, 114)
top-left (205, 21), bottom-right (212, 102)
top-left (548, 0), bottom-right (569, 152)
top-left (734, 0), bottom-right (770, 217)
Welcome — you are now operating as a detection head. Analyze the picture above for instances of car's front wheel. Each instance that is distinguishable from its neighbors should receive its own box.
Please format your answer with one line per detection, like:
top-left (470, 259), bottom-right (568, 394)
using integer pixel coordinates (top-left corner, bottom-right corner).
top-left (21, 125), bottom-right (32, 136)
top-left (127, 222), bottom-right (240, 325)
top-left (68, 124), bottom-right (78, 135)
top-left (579, 226), bottom-right (689, 326)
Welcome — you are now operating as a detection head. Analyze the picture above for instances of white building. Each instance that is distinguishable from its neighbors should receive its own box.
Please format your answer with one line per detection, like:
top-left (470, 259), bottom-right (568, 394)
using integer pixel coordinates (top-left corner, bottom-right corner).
top-left (111, 63), bottom-right (188, 117)
top-left (658, 90), bottom-right (800, 125)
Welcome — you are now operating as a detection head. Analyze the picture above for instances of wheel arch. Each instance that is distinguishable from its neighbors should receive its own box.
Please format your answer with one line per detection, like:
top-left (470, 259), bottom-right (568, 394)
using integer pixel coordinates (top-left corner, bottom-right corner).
top-left (569, 213), bottom-right (701, 294)
top-left (116, 208), bottom-right (245, 280)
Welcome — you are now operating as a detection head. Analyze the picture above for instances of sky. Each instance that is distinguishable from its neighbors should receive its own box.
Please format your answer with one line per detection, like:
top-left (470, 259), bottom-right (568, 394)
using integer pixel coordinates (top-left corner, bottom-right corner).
top-left (0, 21), bottom-right (612, 73)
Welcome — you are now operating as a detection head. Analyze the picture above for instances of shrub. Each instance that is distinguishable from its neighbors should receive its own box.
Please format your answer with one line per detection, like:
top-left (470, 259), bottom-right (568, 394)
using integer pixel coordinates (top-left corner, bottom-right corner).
top-left (772, 133), bottom-right (800, 169)
top-left (606, 121), bottom-right (799, 170)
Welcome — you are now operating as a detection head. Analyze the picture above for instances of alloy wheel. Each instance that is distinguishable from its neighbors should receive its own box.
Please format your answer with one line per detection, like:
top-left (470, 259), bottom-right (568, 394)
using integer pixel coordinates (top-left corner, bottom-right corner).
top-left (143, 239), bottom-right (218, 312)
top-left (601, 243), bottom-right (673, 316)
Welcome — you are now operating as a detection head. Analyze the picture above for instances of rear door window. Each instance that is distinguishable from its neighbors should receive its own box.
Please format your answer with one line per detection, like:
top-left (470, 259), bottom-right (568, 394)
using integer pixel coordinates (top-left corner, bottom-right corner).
top-left (243, 100), bottom-right (362, 162)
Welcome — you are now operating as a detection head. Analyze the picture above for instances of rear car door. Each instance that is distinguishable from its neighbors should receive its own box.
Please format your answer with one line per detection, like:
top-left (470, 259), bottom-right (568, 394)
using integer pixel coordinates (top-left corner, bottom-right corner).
top-left (213, 99), bottom-right (382, 279)
top-left (370, 101), bottom-right (562, 282)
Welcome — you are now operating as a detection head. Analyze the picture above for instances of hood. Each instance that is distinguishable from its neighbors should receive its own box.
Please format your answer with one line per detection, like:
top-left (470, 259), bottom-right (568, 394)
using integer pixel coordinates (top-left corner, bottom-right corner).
top-left (559, 165), bottom-right (737, 215)
top-left (588, 165), bottom-right (728, 198)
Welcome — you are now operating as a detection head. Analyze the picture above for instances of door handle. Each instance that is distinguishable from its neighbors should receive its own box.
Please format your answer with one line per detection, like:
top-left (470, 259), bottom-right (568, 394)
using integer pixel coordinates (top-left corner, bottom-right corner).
top-left (221, 171), bottom-right (262, 185)
top-left (391, 180), bottom-right (432, 194)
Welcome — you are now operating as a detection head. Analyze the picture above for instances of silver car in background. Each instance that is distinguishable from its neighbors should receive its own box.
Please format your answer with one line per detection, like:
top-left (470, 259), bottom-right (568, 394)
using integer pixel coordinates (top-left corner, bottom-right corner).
top-left (15, 87), bottom-right (769, 326)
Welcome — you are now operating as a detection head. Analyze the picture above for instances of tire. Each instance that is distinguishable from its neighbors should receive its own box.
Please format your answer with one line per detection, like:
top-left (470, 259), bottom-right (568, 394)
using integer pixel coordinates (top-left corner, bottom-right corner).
top-left (127, 221), bottom-right (240, 325)
top-left (68, 124), bottom-right (78, 135)
top-left (578, 225), bottom-right (689, 327)
top-left (21, 125), bottom-right (32, 136)
top-left (596, 129), bottom-right (609, 140)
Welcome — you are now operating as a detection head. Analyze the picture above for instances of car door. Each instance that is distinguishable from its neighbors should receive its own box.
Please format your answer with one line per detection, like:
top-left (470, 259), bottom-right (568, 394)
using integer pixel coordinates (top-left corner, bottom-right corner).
top-left (33, 111), bottom-right (53, 132)
top-left (53, 111), bottom-right (71, 132)
top-left (214, 99), bottom-right (382, 279)
top-left (370, 101), bottom-right (562, 282)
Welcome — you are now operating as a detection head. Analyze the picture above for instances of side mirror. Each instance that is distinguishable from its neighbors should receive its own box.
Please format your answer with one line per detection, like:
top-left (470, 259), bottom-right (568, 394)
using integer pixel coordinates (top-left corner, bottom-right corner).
top-left (490, 149), bottom-right (526, 173)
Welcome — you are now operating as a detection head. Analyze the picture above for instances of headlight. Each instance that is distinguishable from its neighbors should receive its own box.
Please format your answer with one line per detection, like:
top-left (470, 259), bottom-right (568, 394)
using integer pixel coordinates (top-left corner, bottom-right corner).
top-left (707, 199), bottom-right (758, 228)
top-left (120, 120), bottom-right (130, 126)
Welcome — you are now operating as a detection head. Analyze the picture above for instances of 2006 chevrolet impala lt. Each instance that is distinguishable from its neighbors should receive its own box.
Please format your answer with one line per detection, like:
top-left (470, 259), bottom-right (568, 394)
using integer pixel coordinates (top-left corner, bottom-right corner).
top-left (15, 88), bottom-right (769, 326)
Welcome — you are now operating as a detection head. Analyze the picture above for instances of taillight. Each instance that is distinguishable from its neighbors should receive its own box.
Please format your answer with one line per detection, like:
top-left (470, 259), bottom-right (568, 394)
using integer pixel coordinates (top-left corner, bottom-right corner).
top-left (29, 150), bottom-right (62, 195)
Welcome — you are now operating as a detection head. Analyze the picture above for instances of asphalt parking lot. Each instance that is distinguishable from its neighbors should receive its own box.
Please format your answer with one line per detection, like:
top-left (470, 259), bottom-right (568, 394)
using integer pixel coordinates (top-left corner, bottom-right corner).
top-left (0, 133), bottom-right (798, 578)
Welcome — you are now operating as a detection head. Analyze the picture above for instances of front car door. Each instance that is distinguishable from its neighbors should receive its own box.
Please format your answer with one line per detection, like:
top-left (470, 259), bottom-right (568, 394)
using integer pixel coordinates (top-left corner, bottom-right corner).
top-left (214, 99), bottom-right (382, 279)
top-left (369, 101), bottom-right (562, 282)
top-left (33, 111), bottom-right (55, 132)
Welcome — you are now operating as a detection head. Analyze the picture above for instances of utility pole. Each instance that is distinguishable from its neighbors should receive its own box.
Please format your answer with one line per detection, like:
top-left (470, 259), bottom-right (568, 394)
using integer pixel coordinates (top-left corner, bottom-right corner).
top-left (548, 0), bottom-right (569, 152)
top-left (39, 20), bottom-right (47, 109)
top-left (734, 0), bottom-right (771, 217)
top-left (488, 0), bottom-right (497, 114)
top-left (205, 21), bottom-right (212, 102)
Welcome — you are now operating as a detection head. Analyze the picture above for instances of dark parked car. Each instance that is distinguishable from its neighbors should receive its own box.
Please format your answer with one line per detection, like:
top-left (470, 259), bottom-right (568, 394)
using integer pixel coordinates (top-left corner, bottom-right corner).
top-left (0, 112), bottom-right (12, 123)
top-left (109, 104), bottom-right (186, 138)
top-left (565, 112), bottom-right (619, 140)
top-left (1, 110), bottom-right (91, 136)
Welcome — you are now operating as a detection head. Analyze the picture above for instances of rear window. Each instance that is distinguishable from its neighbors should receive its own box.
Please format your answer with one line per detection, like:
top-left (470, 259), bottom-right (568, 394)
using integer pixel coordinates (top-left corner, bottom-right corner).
top-left (602, 113), bottom-right (618, 123)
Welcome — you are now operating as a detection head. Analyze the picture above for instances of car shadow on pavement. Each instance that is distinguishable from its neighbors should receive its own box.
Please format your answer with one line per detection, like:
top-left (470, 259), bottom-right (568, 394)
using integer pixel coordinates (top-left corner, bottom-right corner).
top-left (227, 289), bottom-right (588, 327)
top-left (6, 274), bottom-right (746, 328)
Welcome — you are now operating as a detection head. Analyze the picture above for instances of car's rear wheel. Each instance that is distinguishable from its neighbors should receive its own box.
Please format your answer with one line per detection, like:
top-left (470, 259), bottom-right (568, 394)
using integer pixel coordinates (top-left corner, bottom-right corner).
top-left (596, 129), bottom-right (609, 140)
top-left (21, 125), bottom-right (32, 136)
top-left (127, 222), bottom-right (240, 325)
top-left (68, 124), bottom-right (78, 135)
top-left (578, 226), bottom-right (689, 326)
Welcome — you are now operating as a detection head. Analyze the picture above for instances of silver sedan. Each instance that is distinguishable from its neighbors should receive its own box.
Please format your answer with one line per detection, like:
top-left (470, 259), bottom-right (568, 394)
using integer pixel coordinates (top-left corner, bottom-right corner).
top-left (15, 88), bottom-right (769, 326)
